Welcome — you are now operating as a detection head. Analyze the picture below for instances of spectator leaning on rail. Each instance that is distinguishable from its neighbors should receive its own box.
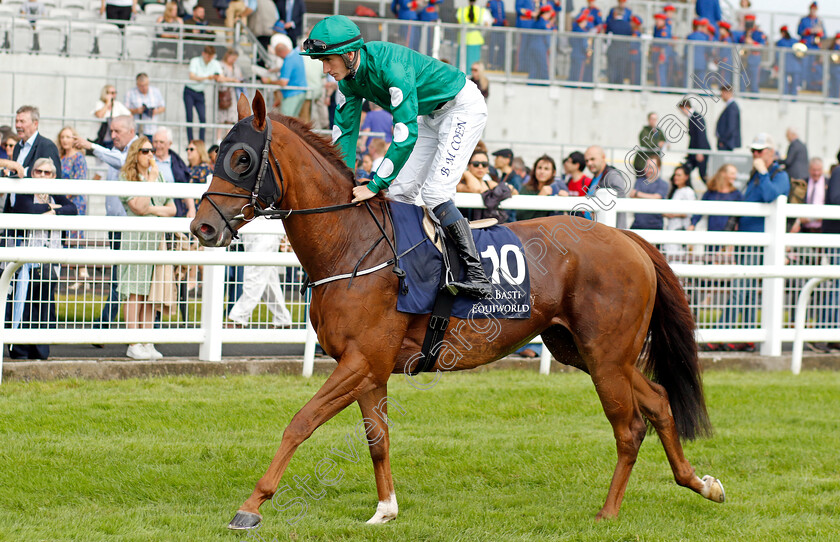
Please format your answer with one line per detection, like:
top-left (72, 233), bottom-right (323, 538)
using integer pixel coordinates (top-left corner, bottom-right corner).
top-left (628, 155), bottom-right (669, 230)
top-left (301, 15), bottom-right (492, 298)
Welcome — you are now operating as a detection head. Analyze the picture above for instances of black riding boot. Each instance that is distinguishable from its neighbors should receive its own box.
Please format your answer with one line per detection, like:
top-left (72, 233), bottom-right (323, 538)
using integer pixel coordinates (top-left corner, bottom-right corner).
top-left (445, 218), bottom-right (492, 298)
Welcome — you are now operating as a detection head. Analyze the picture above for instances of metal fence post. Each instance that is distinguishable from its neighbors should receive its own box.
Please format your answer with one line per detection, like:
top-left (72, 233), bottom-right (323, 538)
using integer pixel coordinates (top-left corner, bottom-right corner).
top-left (760, 196), bottom-right (787, 356)
top-left (199, 247), bottom-right (226, 361)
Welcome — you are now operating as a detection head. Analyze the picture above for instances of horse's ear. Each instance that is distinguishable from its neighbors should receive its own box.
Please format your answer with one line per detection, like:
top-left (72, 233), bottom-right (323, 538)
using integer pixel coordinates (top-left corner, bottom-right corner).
top-left (237, 93), bottom-right (251, 121)
top-left (252, 90), bottom-right (267, 131)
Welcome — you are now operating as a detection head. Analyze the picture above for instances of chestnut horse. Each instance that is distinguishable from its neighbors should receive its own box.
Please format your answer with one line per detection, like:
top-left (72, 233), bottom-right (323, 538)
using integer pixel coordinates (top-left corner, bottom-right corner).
top-left (190, 92), bottom-right (724, 530)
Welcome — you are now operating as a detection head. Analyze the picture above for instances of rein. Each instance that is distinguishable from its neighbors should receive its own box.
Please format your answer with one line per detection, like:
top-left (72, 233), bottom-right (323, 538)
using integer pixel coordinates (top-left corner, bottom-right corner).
top-left (201, 116), bottom-right (406, 289)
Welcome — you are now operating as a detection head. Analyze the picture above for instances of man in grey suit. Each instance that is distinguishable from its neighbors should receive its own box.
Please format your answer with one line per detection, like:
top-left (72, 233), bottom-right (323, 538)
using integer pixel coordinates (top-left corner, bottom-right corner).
top-left (783, 127), bottom-right (809, 187)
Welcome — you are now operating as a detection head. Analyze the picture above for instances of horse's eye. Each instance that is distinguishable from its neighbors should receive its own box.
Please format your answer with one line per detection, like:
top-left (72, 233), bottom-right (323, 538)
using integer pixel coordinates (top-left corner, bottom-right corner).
top-left (231, 151), bottom-right (252, 175)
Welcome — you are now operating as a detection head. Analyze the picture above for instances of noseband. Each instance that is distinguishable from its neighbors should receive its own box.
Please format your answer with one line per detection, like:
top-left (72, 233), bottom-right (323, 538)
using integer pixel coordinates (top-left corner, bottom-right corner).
top-left (199, 117), bottom-right (356, 240)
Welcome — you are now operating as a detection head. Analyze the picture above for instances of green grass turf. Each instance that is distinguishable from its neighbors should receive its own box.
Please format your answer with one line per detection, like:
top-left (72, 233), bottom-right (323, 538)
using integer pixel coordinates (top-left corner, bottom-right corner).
top-left (0, 370), bottom-right (838, 541)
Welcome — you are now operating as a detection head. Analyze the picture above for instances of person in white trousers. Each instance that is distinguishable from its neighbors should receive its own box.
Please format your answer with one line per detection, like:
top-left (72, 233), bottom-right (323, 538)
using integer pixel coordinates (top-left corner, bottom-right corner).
top-left (226, 231), bottom-right (293, 327)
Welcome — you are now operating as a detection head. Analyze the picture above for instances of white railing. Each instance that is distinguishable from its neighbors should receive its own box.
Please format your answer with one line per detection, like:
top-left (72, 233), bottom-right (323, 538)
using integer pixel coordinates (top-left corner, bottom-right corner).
top-left (1, 178), bottom-right (839, 380)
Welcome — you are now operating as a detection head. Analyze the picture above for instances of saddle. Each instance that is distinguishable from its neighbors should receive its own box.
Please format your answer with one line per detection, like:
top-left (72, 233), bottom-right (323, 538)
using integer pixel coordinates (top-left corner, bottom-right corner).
top-left (420, 206), bottom-right (497, 253)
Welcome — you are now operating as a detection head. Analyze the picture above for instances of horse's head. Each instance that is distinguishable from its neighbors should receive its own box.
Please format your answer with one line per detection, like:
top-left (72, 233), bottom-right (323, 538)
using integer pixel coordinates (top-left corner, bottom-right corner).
top-left (191, 91), bottom-right (278, 247)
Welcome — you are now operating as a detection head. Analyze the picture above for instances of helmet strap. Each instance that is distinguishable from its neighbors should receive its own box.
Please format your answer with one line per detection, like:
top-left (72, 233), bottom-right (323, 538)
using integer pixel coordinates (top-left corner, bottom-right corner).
top-left (343, 51), bottom-right (360, 80)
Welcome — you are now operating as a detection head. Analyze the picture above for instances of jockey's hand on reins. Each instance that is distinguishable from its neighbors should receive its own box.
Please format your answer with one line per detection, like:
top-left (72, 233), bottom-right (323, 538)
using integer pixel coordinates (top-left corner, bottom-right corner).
top-left (351, 184), bottom-right (376, 205)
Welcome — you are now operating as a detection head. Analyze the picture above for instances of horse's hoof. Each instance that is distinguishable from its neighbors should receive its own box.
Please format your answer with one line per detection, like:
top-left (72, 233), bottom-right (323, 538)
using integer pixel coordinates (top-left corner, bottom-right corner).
top-left (228, 510), bottom-right (262, 530)
top-left (366, 492), bottom-right (398, 524)
top-left (701, 475), bottom-right (726, 503)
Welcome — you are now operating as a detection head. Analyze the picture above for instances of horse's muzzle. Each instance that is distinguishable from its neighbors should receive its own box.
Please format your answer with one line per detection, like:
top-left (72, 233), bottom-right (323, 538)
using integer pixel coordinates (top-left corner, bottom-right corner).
top-left (190, 219), bottom-right (232, 248)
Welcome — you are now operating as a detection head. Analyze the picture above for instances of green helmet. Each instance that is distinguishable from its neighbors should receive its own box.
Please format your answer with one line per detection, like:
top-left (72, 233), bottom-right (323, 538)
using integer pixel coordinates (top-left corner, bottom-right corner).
top-left (301, 16), bottom-right (365, 57)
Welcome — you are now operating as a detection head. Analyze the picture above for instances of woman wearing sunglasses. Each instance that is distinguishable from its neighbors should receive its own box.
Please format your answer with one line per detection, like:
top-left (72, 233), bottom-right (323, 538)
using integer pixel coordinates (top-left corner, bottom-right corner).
top-left (5, 158), bottom-right (77, 360)
top-left (457, 149), bottom-right (514, 223)
top-left (301, 15), bottom-right (492, 298)
top-left (117, 138), bottom-right (177, 361)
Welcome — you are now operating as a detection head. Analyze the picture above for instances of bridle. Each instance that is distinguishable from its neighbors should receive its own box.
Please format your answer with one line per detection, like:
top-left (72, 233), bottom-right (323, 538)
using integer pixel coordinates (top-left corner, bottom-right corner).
top-left (199, 116), bottom-right (356, 240)
top-left (198, 114), bottom-right (408, 288)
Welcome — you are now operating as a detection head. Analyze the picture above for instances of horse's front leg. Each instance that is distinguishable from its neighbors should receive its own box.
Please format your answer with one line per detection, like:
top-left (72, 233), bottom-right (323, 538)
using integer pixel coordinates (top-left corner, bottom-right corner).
top-left (228, 360), bottom-right (381, 530)
top-left (357, 384), bottom-right (399, 524)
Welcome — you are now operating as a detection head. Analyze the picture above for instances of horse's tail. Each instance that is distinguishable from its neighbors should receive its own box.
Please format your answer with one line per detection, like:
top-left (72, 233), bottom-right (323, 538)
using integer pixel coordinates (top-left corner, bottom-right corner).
top-left (621, 230), bottom-right (712, 441)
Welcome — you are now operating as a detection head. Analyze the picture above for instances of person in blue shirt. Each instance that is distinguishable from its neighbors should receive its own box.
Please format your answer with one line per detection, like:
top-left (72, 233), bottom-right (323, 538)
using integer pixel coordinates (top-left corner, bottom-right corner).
top-left (651, 13), bottom-right (671, 87)
top-left (419, 0), bottom-right (441, 56)
top-left (527, 4), bottom-right (555, 81)
top-left (775, 25), bottom-right (803, 96)
top-left (574, 0), bottom-right (602, 27)
top-left (486, 0), bottom-right (506, 69)
top-left (695, 0), bottom-right (721, 26)
top-left (715, 21), bottom-right (736, 86)
top-left (797, 1), bottom-right (823, 48)
top-left (628, 156), bottom-right (670, 229)
top-left (686, 18), bottom-right (712, 88)
top-left (569, 12), bottom-right (595, 82)
top-left (804, 29), bottom-right (825, 92)
top-left (740, 133), bottom-right (790, 232)
top-left (627, 15), bottom-right (643, 85)
top-left (829, 33), bottom-right (840, 99)
top-left (261, 34), bottom-right (307, 117)
top-left (739, 15), bottom-right (765, 93)
top-left (394, 0), bottom-right (421, 50)
top-left (515, 0), bottom-right (537, 72)
top-left (605, 0), bottom-right (633, 84)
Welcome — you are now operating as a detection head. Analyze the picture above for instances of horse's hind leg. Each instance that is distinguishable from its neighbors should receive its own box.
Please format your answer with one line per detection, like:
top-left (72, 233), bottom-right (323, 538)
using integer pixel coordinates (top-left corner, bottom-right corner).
top-left (631, 369), bottom-right (725, 503)
top-left (357, 385), bottom-right (398, 524)
top-left (228, 361), bottom-right (380, 530)
top-left (589, 363), bottom-right (649, 521)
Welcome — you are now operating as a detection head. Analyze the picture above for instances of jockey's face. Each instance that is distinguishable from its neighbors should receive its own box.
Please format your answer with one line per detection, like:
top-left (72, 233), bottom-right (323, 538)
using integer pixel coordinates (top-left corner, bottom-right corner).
top-left (320, 53), bottom-right (354, 81)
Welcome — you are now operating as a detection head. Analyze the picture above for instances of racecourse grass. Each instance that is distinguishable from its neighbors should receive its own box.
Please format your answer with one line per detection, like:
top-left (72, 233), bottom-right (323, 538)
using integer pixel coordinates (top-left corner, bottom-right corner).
top-left (1, 370), bottom-right (839, 541)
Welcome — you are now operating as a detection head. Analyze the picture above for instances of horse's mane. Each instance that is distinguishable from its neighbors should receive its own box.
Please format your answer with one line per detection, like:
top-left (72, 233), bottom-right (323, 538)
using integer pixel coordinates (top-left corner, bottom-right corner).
top-left (269, 113), bottom-right (355, 182)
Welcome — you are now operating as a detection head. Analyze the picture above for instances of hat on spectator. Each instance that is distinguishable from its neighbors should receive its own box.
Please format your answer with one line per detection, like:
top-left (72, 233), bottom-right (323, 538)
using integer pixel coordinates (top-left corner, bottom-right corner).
top-left (631, 15), bottom-right (642, 25)
top-left (663, 4), bottom-right (676, 12)
top-left (810, 1), bottom-right (818, 8)
top-left (654, 13), bottom-right (667, 20)
top-left (492, 148), bottom-right (514, 160)
top-left (693, 18), bottom-right (704, 26)
top-left (744, 14), bottom-right (756, 21)
top-left (719, 21), bottom-right (732, 30)
top-left (780, 25), bottom-right (788, 32)
top-left (750, 133), bottom-right (775, 151)
top-left (539, 4), bottom-right (554, 14)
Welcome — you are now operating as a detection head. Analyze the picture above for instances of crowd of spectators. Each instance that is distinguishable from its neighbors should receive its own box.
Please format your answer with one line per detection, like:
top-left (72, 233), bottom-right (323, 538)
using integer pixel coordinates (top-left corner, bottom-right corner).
top-left (4, 3), bottom-right (840, 360)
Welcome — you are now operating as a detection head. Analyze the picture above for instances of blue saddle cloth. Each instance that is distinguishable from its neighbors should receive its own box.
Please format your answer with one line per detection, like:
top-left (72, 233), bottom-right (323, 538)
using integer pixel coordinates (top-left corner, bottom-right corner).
top-left (390, 201), bottom-right (531, 319)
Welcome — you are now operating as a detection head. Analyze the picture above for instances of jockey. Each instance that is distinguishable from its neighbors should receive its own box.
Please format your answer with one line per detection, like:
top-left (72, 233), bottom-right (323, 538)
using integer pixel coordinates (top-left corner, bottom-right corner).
top-left (301, 15), bottom-right (492, 298)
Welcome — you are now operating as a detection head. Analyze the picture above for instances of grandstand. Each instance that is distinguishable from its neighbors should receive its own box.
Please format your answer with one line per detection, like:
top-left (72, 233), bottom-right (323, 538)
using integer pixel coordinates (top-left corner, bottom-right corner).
top-left (1, 1), bottom-right (839, 172)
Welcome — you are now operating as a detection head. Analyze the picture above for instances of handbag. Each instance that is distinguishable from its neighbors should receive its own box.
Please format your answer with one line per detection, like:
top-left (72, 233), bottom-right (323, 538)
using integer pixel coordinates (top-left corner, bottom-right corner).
top-left (477, 180), bottom-right (512, 223)
top-left (148, 239), bottom-right (178, 315)
top-left (218, 88), bottom-right (233, 110)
